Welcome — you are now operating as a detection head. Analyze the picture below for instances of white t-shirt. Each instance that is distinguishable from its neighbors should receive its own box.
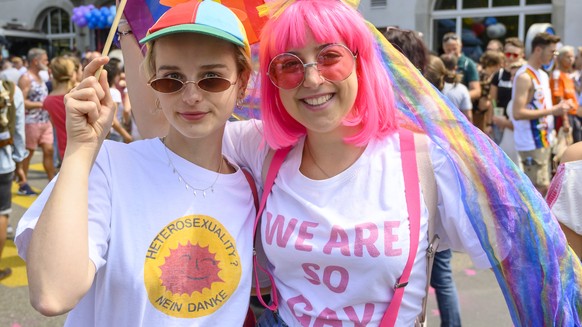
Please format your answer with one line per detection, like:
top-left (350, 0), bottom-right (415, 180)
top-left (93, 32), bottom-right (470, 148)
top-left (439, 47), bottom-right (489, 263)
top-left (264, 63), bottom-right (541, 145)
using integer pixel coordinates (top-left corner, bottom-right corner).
top-left (223, 120), bottom-right (489, 327)
top-left (547, 160), bottom-right (582, 235)
top-left (443, 82), bottom-right (472, 112)
top-left (511, 64), bottom-right (554, 151)
top-left (15, 138), bottom-right (256, 326)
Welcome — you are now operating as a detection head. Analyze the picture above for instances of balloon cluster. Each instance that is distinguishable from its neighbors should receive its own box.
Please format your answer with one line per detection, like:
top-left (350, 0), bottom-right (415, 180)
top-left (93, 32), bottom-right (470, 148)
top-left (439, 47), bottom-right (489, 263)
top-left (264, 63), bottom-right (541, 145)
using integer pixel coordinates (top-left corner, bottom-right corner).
top-left (72, 5), bottom-right (117, 30)
top-left (465, 17), bottom-right (507, 39)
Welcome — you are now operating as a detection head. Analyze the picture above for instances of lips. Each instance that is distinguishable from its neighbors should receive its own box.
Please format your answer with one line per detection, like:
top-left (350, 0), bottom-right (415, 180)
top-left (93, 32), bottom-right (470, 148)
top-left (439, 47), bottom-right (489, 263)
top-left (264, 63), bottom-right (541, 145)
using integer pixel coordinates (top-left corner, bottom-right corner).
top-left (180, 111), bottom-right (208, 121)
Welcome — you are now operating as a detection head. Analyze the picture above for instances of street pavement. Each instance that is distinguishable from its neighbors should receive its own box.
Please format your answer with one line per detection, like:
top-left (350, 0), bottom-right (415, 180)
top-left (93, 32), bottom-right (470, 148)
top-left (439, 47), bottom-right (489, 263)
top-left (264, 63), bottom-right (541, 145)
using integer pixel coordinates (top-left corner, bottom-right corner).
top-left (0, 152), bottom-right (514, 327)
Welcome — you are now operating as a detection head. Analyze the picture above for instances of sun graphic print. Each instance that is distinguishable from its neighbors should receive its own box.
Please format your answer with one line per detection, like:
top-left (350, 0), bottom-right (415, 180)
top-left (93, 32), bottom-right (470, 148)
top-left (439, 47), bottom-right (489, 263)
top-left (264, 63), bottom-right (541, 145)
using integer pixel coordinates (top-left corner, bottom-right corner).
top-left (144, 215), bottom-right (242, 318)
top-left (159, 242), bottom-right (224, 295)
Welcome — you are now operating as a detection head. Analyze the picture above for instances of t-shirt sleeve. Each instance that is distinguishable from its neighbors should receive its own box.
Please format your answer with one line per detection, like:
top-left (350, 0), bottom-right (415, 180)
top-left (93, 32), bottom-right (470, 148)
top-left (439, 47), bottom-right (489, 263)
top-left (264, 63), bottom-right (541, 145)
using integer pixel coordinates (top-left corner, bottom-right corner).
top-left (223, 120), bottom-right (269, 182)
top-left (466, 60), bottom-right (480, 83)
top-left (15, 144), bottom-right (114, 273)
top-left (109, 88), bottom-right (122, 104)
top-left (428, 141), bottom-right (490, 269)
top-left (460, 85), bottom-right (473, 111)
top-left (490, 70), bottom-right (500, 86)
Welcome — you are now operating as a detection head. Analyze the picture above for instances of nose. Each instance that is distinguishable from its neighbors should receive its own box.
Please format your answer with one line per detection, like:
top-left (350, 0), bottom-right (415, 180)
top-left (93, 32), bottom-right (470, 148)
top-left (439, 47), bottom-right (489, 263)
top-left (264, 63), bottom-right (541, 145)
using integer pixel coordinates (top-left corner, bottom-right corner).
top-left (302, 62), bottom-right (324, 88)
top-left (181, 81), bottom-right (203, 104)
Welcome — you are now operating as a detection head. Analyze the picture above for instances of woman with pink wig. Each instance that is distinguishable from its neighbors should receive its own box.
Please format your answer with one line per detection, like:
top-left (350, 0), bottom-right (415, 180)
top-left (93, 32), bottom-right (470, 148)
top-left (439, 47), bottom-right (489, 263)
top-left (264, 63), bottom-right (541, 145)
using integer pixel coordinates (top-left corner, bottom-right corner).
top-left (224, 1), bottom-right (487, 325)
top-left (120, 1), bottom-right (581, 326)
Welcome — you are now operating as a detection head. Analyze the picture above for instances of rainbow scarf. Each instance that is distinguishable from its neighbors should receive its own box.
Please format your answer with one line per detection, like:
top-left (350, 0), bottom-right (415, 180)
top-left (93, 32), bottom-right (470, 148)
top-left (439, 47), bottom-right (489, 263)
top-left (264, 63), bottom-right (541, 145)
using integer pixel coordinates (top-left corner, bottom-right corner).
top-left (367, 22), bottom-right (582, 327)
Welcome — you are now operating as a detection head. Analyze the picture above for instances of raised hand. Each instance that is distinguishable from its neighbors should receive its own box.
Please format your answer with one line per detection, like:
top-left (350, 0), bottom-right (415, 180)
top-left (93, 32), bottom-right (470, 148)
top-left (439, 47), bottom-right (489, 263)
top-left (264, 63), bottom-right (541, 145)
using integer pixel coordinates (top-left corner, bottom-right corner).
top-left (63, 57), bottom-right (115, 154)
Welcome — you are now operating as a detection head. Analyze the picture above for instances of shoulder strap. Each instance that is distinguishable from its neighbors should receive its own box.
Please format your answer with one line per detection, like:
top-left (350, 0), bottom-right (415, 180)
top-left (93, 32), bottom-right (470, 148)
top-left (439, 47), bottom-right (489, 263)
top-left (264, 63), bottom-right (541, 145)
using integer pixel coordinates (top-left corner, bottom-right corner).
top-left (380, 129), bottom-right (421, 327)
top-left (414, 133), bottom-right (440, 326)
top-left (241, 169), bottom-right (259, 212)
top-left (252, 146), bottom-right (292, 311)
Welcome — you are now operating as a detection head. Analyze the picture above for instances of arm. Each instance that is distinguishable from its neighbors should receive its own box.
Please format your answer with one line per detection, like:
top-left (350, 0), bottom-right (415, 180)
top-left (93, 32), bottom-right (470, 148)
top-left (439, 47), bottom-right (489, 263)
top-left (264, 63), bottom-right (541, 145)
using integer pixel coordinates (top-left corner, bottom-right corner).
top-left (468, 80), bottom-right (481, 101)
top-left (12, 86), bottom-right (29, 163)
top-left (17, 74), bottom-right (43, 110)
top-left (560, 142), bottom-right (582, 163)
top-left (112, 116), bottom-right (133, 143)
top-left (512, 73), bottom-right (570, 120)
top-left (119, 28), bottom-right (168, 138)
top-left (25, 58), bottom-right (115, 316)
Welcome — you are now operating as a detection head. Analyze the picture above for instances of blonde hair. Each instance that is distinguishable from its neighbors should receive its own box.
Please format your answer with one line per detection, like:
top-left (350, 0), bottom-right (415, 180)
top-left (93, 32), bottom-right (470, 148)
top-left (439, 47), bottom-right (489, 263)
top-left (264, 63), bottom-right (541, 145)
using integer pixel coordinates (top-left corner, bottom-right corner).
top-left (50, 56), bottom-right (76, 91)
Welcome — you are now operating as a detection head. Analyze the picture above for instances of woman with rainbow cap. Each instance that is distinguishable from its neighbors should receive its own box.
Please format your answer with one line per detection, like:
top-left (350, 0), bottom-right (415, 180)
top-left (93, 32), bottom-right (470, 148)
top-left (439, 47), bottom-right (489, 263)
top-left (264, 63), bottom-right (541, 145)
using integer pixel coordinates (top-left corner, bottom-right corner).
top-left (115, 0), bottom-right (581, 326)
top-left (15, 1), bottom-right (259, 325)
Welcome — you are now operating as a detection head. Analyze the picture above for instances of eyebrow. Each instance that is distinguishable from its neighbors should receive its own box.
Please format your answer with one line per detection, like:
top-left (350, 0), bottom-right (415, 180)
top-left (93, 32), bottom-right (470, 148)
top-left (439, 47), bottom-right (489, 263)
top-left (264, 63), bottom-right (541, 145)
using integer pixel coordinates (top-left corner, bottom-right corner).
top-left (287, 43), bottom-right (334, 56)
top-left (157, 63), bottom-right (230, 72)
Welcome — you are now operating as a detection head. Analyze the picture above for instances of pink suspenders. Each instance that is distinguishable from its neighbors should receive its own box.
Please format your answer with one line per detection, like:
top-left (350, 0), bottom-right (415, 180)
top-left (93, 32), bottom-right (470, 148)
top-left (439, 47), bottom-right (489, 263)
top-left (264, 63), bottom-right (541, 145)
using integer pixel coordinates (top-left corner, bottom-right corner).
top-left (379, 128), bottom-right (421, 326)
top-left (252, 129), bottom-right (421, 326)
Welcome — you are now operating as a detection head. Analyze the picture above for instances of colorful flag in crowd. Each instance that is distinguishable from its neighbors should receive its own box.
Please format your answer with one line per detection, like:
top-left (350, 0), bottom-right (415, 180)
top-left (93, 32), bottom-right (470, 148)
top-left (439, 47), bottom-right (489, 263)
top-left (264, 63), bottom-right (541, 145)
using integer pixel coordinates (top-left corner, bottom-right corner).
top-left (123, 0), bottom-right (267, 45)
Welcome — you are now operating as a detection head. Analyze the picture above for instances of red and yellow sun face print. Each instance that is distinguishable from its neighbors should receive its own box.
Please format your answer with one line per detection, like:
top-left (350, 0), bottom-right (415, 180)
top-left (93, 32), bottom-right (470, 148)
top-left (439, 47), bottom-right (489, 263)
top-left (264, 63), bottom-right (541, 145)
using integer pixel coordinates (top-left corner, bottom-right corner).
top-left (144, 215), bottom-right (241, 318)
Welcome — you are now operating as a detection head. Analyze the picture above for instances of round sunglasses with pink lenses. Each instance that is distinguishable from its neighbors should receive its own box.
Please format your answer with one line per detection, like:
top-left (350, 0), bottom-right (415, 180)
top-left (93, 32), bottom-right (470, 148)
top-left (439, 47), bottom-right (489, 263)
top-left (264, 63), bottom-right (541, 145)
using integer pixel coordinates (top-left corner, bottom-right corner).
top-left (268, 44), bottom-right (357, 90)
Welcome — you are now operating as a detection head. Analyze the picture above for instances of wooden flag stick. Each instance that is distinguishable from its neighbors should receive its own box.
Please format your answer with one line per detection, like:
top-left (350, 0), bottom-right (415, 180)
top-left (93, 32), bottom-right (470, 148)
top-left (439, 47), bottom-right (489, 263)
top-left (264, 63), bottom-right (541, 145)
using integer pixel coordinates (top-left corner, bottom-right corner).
top-left (95, 0), bottom-right (128, 79)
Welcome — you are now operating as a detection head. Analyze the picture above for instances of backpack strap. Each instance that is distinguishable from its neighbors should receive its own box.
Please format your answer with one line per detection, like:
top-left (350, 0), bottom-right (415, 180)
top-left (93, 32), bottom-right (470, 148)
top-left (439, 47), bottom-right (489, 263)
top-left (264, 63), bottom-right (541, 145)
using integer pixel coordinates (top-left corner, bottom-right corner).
top-left (380, 129), bottom-right (421, 326)
top-left (252, 146), bottom-right (292, 311)
top-left (414, 133), bottom-right (440, 326)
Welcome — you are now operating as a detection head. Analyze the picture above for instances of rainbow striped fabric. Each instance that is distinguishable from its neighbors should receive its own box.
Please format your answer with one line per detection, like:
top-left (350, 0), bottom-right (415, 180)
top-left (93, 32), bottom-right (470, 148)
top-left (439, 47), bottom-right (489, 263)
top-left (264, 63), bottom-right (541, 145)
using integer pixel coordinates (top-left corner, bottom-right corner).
top-left (367, 22), bottom-right (581, 327)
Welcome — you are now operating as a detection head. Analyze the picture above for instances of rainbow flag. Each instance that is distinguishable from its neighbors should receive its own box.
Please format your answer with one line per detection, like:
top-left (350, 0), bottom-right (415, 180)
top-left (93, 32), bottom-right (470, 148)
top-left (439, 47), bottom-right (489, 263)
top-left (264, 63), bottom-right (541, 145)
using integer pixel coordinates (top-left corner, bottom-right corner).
top-left (123, 0), bottom-right (266, 46)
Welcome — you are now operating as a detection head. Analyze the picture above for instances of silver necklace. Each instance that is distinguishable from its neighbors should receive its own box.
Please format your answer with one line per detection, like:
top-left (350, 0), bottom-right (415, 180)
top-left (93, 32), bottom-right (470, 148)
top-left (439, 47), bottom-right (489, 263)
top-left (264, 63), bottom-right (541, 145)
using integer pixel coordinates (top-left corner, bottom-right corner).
top-left (304, 139), bottom-right (332, 178)
top-left (161, 137), bottom-right (223, 198)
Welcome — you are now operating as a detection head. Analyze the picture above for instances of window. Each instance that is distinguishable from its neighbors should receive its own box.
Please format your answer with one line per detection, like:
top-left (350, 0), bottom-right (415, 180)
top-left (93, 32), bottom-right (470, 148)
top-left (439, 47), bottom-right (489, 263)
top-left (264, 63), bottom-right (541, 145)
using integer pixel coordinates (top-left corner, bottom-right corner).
top-left (432, 1), bottom-right (552, 58)
top-left (371, 0), bottom-right (387, 7)
top-left (38, 7), bottom-right (76, 56)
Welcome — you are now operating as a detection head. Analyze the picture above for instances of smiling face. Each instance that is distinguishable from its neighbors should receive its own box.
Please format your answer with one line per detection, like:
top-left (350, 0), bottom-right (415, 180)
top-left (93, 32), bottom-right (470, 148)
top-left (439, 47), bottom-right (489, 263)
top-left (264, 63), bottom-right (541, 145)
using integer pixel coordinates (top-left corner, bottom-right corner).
top-left (277, 35), bottom-right (358, 136)
top-left (152, 33), bottom-right (243, 141)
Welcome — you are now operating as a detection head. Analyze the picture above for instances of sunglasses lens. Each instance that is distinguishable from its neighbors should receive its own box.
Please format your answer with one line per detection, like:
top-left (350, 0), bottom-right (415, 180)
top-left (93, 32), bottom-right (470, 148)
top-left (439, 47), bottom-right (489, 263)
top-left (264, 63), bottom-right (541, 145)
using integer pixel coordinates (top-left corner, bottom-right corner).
top-left (150, 78), bottom-right (183, 93)
top-left (505, 52), bottom-right (518, 59)
top-left (269, 54), bottom-right (305, 89)
top-left (318, 45), bottom-right (355, 82)
top-left (198, 77), bottom-right (232, 92)
top-left (268, 45), bottom-right (355, 90)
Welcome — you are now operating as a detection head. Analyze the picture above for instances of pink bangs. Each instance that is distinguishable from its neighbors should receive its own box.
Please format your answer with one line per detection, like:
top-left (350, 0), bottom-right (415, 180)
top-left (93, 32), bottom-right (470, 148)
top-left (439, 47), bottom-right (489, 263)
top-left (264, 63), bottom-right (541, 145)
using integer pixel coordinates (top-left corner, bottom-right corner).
top-left (259, 0), bottom-right (398, 149)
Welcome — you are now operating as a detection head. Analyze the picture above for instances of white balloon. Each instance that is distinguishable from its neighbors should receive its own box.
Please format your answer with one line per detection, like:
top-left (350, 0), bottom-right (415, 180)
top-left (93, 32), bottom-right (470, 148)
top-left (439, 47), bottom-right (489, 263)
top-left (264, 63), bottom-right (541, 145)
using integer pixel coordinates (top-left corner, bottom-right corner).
top-left (487, 23), bottom-right (507, 39)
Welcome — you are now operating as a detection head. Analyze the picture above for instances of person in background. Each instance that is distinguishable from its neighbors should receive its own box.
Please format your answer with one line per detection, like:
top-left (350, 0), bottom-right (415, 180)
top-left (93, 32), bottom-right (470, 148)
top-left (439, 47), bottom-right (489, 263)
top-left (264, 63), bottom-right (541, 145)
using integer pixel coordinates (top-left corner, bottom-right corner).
top-left (473, 50), bottom-right (504, 135)
top-left (0, 59), bottom-right (22, 84)
top-left (490, 37), bottom-right (525, 144)
top-left (422, 54), bottom-right (464, 327)
top-left (15, 1), bottom-right (257, 325)
top-left (511, 32), bottom-right (572, 196)
top-left (103, 60), bottom-right (132, 143)
top-left (486, 39), bottom-right (503, 53)
top-left (383, 28), bottom-right (429, 74)
top-left (11, 56), bottom-right (26, 76)
top-left (495, 59), bottom-right (526, 168)
top-left (550, 45), bottom-right (581, 143)
top-left (0, 79), bottom-right (27, 281)
top-left (386, 29), bottom-right (464, 327)
top-left (17, 48), bottom-right (55, 195)
top-left (43, 56), bottom-right (78, 161)
top-left (572, 46), bottom-right (582, 106)
top-left (546, 141), bottom-right (582, 259)
top-left (441, 53), bottom-right (473, 122)
top-left (442, 32), bottom-right (481, 102)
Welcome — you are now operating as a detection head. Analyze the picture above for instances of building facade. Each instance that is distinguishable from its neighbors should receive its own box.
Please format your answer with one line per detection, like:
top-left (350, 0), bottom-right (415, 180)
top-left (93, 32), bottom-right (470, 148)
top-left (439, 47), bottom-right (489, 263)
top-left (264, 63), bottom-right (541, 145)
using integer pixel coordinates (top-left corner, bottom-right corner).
top-left (0, 0), bottom-right (580, 58)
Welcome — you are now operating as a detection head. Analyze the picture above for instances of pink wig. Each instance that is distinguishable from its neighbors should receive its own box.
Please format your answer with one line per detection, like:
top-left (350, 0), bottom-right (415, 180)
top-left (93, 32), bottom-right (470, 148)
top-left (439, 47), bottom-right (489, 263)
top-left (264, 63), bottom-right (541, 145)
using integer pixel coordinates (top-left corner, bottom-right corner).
top-left (259, 0), bottom-right (398, 149)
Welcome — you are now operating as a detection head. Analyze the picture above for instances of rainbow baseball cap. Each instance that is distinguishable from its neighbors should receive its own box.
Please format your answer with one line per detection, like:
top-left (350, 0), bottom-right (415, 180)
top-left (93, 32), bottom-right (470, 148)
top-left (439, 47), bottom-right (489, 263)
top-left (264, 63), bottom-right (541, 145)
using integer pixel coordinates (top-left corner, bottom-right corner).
top-left (139, 0), bottom-right (250, 55)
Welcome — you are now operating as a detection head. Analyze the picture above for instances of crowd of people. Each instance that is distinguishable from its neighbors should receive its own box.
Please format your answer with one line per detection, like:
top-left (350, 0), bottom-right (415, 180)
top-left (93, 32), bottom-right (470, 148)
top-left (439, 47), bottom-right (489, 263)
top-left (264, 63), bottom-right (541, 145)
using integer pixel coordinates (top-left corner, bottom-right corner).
top-left (0, 0), bottom-right (579, 326)
top-left (0, 48), bottom-right (137, 282)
